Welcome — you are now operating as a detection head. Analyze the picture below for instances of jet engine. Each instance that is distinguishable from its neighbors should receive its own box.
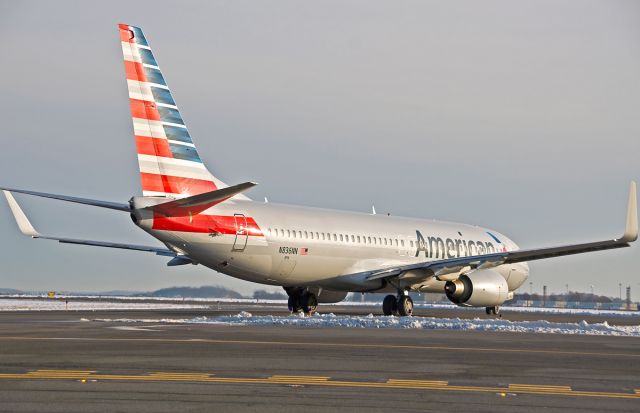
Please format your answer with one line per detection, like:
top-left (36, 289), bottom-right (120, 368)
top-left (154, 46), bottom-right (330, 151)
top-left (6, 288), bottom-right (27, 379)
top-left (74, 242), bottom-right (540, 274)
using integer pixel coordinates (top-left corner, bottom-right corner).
top-left (444, 269), bottom-right (509, 307)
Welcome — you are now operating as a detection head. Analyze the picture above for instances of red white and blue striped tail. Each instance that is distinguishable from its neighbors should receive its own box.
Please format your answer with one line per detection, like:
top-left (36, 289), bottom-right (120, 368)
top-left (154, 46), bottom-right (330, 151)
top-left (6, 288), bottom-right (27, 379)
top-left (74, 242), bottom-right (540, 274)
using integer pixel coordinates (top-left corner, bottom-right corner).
top-left (118, 24), bottom-right (237, 199)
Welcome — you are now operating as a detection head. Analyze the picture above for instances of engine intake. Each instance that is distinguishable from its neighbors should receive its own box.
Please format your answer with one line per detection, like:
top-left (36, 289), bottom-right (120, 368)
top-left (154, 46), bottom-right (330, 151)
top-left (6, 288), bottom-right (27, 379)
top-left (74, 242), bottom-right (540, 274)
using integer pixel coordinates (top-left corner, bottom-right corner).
top-left (444, 269), bottom-right (509, 307)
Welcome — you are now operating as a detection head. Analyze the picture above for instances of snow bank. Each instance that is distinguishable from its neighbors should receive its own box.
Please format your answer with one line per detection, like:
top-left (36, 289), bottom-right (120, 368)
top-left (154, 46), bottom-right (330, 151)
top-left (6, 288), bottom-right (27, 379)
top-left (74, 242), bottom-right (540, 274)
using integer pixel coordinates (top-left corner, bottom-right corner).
top-left (93, 312), bottom-right (640, 337)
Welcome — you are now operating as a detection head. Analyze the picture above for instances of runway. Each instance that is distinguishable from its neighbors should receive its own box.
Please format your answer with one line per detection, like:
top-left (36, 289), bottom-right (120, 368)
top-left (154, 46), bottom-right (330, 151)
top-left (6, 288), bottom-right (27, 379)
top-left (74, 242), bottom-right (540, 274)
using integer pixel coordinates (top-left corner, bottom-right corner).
top-left (0, 304), bottom-right (639, 412)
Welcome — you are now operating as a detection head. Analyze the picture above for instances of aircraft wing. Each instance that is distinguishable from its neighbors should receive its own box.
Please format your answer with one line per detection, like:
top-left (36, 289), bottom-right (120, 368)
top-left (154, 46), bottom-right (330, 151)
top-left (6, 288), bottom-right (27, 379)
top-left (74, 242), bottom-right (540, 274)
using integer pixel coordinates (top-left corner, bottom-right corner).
top-left (368, 181), bottom-right (637, 282)
top-left (3, 190), bottom-right (175, 257)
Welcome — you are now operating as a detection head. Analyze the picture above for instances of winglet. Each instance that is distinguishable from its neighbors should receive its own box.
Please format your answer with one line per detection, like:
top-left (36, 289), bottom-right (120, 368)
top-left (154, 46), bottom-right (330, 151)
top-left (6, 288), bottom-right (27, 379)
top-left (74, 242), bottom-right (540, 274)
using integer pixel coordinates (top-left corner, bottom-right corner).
top-left (3, 191), bottom-right (40, 237)
top-left (621, 181), bottom-right (637, 242)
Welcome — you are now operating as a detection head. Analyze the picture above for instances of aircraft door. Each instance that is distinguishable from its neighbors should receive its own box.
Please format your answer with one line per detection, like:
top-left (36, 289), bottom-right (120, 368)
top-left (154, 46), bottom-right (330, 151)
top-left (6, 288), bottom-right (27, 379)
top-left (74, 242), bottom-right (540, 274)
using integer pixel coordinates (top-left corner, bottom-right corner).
top-left (232, 213), bottom-right (248, 251)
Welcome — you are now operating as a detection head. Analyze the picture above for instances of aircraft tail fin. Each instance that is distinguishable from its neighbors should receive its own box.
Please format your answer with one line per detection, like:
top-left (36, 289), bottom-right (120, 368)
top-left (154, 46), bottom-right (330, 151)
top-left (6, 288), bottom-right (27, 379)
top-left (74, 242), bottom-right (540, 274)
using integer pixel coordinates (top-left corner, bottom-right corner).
top-left (118, 24), bottom-right (244, 200)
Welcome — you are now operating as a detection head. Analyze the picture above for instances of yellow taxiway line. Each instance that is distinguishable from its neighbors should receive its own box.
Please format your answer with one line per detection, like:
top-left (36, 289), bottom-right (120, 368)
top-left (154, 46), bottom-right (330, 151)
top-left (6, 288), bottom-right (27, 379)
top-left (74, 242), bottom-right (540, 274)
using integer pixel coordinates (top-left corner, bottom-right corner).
top-left (0, 370), bottom-right (637, 400)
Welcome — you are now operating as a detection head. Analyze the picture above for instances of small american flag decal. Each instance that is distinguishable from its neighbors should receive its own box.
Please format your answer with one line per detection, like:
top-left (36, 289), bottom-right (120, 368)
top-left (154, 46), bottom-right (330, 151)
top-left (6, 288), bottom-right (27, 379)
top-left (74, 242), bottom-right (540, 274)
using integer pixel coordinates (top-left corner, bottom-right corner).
top-left (300, 248), bottom-right (309, 255)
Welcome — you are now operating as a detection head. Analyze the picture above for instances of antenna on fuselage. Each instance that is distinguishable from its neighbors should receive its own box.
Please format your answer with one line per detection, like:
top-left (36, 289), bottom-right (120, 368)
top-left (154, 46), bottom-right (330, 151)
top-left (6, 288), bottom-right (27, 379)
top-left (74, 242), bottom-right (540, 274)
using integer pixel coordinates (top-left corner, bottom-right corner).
top-left (371, 205), bottom-right (376, 215)
top-left (264, 197), bottom-right (269, 203)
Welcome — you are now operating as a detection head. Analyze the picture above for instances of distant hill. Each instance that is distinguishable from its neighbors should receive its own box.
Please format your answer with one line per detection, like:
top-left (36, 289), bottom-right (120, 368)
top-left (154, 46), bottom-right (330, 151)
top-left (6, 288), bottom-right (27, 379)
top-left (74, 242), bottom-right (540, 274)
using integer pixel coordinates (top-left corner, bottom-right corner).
top-left (0, 288), bottom-right (24, 294)
top-left (137, 286), bottom-right (244, 299)
top-left (253, 290), bottom-right (287, 300)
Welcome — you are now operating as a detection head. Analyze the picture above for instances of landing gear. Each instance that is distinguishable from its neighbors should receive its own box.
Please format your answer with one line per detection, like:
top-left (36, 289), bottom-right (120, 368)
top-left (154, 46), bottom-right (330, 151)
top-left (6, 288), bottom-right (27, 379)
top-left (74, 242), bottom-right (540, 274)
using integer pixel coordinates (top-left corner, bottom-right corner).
top-left (398, 295), bottom-right (414, 317)
top-left (286, 288), bottom-right (317, 315)
top-left (382, 293), bottom-right (413, 317)
top-left (485, 306), bottom-right (501, 316)
top-left (382, 295), bottom-right (397, 316)
top-left (288, 294), bottom-right (302, 313)
top-left (301, 291), bottom-right (318, 315)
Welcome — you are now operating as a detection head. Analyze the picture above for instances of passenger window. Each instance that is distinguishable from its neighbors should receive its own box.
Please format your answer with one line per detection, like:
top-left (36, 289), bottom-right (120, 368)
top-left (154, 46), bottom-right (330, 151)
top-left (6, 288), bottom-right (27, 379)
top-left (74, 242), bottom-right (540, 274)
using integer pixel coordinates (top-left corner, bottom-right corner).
top-left (384, 238), bottom-right (388, 246)
top-left (367, 236), bottom-right (371, 244)
top-left (292, 231), bottom-right (297, 239)
top-left (357, 236), bottom-right (361, 243)
top-left (298, 231), bottom-right (302, 238)
top-left (287, 230), bottom-right (291, 237)
top-left (304, 231), bottom-right (308, 239)
top-left (340, 234), bottom-right (344, 242)
top-left (333, 234), bottom-right (337, 241)
top-left (401, 240), bottom-right (405, 247)
top-left (321, 233), bottom-right (325, 240)
top-left (310, 232), bottom-right (314, 240)
top-left (350, 235), bottom-right (355, 242)
top-left (395, 239), bottom-right (399, 246)
top-left (410, 240), bottom-right (414, 248)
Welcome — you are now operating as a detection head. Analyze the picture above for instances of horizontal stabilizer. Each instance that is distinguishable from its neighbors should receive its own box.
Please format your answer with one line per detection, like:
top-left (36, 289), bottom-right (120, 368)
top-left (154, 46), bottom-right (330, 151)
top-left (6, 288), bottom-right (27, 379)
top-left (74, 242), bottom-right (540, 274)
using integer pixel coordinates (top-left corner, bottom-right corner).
top-left (167, 256), bottom-right (195, 266)
top-left (143, 181), bottom-right (257, 217)
top-left (0, 187), bottom-right (130, 211)
top-left (2, 190), bottom-right (173, 256)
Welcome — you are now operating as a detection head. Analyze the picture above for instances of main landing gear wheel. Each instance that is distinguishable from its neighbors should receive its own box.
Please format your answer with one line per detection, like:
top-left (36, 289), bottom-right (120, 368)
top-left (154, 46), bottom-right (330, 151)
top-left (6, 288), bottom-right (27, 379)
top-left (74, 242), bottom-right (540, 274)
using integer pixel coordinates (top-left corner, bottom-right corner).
top-left (301, 292), bottom-right (318, 315)
top-left (382, 295), bottom-right (398, 316)
top-left (485, 306), bottom-right (501, 316)
top-left (398, 295), bottom-right (414, 317)
top-left (288, 295), bottom-right (302, 313)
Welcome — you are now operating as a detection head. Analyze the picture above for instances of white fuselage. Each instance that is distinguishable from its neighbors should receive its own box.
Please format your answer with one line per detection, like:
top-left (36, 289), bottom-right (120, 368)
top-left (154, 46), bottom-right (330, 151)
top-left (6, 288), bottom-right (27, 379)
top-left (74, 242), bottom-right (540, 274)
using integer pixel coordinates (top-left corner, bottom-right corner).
top-left (132, 198), bottom-right (529, 295)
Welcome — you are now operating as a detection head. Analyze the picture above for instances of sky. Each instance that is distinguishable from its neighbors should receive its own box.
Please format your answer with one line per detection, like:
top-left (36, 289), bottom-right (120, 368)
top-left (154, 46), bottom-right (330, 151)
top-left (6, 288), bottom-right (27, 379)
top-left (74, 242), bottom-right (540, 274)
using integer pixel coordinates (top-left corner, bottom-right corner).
top-left (0, 0), bottom-right (638, 298)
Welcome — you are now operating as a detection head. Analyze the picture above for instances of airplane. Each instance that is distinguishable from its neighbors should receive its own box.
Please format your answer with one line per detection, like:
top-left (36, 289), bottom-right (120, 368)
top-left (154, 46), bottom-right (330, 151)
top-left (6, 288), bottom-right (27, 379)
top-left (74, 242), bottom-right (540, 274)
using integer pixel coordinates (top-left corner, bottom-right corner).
top-left (2, 24), bottom-right (637, 317)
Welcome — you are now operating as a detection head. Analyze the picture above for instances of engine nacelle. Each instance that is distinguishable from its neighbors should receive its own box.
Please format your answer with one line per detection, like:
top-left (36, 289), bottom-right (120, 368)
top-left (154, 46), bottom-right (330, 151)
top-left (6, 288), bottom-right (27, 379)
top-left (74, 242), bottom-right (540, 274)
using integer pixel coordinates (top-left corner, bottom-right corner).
top-left (444, 269), bottom-right (509, 307)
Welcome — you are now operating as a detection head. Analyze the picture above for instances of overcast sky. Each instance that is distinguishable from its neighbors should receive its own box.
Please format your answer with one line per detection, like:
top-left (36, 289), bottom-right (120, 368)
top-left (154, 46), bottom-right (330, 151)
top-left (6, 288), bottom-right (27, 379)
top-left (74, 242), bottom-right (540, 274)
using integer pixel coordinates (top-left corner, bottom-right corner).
top-left (0, 0), bottom-right (638, 298)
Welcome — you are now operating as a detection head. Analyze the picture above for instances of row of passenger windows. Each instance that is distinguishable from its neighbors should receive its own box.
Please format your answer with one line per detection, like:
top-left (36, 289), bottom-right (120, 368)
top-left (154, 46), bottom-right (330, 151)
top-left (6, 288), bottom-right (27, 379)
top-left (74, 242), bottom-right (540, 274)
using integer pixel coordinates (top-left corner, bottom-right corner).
top-left (265, 228), bottom-right (415, 248)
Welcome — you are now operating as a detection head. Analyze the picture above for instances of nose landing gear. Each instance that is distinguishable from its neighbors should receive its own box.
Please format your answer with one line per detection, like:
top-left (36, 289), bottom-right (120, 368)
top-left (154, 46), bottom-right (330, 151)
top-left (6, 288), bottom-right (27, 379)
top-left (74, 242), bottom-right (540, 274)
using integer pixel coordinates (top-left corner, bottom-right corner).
top-left (382, 293), bottom-right (413, 316)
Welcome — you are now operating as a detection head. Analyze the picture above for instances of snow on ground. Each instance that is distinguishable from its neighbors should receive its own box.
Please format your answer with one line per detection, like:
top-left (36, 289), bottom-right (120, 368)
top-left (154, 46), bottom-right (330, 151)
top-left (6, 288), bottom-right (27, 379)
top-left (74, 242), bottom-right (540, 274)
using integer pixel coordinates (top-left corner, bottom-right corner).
top-left (0, 299), bottom-right (209, 311)
top-left (91, 312), bottom-right (640, 337)
top-left (1, 295), bottom-right (639, 317)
